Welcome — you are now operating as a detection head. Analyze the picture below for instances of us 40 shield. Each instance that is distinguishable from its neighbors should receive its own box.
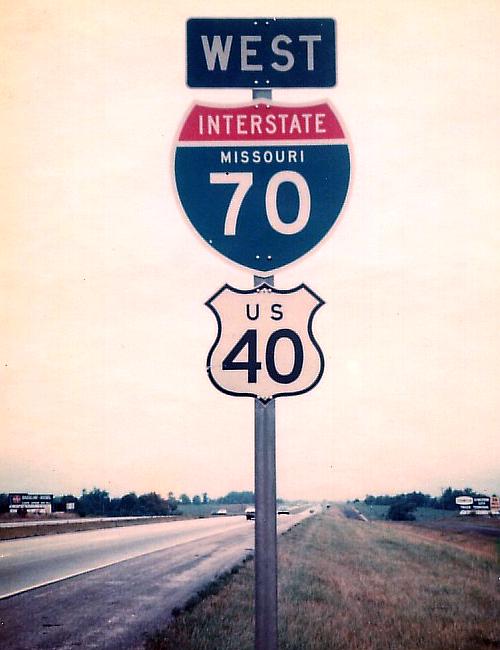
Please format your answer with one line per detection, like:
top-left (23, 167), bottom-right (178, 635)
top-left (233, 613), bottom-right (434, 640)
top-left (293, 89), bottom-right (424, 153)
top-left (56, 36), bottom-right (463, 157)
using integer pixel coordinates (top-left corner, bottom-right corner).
top-left (206, 283), bottom-right (324, 402)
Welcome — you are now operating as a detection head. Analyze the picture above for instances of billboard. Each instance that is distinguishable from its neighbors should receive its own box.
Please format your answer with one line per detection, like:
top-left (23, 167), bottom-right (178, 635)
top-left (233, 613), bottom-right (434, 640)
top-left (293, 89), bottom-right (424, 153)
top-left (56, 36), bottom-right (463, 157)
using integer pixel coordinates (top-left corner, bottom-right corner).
top-left (456, 495), bottom-right (492, 515)
top-left (9, 493), bottom-right (53, 514)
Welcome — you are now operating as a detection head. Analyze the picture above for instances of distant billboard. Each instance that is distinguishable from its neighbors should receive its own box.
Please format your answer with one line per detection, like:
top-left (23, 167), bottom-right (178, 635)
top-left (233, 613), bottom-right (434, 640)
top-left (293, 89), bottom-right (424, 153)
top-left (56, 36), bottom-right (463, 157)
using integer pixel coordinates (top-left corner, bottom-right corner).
top-left (9, 493), bottom-right (53, 514)
top-left (456, 495), bottom-right (491, 515)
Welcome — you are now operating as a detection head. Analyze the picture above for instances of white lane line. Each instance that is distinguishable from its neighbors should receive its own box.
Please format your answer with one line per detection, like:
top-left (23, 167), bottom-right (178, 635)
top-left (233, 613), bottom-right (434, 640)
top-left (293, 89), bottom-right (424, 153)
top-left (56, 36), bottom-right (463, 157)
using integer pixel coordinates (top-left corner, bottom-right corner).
top-left (0, 510), bottom-right (314, 600)
top-left (0, 522), bottom-right (250, 601)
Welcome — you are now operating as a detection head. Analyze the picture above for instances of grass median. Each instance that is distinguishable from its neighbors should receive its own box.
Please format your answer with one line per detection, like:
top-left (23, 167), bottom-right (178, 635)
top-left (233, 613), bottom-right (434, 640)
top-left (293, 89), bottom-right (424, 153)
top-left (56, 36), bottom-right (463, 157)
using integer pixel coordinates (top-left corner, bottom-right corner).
top-left (146, 507), bottom-right (499, 650)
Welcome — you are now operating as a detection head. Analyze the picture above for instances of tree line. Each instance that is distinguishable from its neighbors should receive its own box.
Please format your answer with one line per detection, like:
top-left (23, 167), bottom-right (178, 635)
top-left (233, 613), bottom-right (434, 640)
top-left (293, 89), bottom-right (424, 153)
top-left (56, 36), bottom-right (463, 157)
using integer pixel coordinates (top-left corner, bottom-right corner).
top-left (0, 489), bottom-right (258, 517)
top-left (358, 487), bottom-right (488, 521)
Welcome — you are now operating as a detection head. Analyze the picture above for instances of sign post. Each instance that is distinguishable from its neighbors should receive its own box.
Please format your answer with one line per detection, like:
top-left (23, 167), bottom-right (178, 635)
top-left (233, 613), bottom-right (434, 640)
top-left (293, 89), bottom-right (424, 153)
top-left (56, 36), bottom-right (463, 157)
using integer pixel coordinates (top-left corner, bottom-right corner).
top-left (254, 395), bottom-right (278, 649)
top-left (255, 267), bottom-right (278, 650)
top-left (176, 18), bottom-right (349, 650)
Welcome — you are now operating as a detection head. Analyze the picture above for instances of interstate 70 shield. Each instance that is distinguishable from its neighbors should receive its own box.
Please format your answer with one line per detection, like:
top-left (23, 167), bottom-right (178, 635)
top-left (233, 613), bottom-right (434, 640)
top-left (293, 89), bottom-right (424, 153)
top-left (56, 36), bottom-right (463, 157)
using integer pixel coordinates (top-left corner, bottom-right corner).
top-left (206, 283), bottom-right (324, 403)
top-left (174, 101), bottom-right (350, 274)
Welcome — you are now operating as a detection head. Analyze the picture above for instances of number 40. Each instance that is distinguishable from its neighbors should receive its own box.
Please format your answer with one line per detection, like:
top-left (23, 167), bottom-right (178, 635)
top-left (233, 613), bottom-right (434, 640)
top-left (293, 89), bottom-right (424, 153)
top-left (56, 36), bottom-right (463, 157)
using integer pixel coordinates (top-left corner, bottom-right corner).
top-left (222, 328), bottom-right (304, 384)
top-left (210, 171), bottom-right (311, 236)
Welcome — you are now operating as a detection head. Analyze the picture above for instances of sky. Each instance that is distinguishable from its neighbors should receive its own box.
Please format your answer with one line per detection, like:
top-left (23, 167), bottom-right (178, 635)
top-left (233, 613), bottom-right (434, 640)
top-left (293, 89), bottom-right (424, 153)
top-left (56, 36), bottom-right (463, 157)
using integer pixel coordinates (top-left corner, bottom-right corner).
top-left (1, 1), bottom-right (499, 502)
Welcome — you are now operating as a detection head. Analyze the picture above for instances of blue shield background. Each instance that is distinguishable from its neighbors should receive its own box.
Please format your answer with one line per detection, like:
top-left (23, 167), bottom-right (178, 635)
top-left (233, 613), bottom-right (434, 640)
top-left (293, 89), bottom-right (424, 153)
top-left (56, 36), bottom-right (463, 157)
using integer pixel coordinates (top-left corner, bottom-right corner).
top-left (174, 143), bottom-right (350, 273)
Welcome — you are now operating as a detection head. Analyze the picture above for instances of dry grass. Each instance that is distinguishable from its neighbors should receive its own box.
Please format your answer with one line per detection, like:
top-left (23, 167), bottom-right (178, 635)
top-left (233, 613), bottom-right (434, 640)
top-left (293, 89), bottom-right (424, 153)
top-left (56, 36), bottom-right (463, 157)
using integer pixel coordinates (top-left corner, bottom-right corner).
top-left (391, 522), bottom-right (499, 562)
top-left (146, 507), bottom-right (499, 650)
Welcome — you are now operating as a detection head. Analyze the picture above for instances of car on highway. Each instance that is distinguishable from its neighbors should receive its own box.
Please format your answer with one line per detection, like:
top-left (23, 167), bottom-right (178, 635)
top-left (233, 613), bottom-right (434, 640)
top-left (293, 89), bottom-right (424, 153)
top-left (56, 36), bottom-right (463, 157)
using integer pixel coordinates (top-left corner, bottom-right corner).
top-left (277, 507), bottom-right (290, 515)
top-left (245, 507), bottom-right (255, 520)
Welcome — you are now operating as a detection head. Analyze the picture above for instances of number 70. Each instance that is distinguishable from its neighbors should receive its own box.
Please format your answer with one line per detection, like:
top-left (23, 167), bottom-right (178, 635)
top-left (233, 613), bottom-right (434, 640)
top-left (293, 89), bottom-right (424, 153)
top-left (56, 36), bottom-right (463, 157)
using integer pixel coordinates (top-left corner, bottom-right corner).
top-left (209, 171), bottom-right (311, 236)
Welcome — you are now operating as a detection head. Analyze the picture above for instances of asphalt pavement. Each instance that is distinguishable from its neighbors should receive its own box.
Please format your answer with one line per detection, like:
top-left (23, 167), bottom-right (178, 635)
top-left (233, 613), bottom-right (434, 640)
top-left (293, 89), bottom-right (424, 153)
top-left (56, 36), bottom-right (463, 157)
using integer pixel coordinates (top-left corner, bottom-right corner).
top-left (0, 516), bottom-right (248, 599)
top-left (0, 510), bottom-right (314, 649)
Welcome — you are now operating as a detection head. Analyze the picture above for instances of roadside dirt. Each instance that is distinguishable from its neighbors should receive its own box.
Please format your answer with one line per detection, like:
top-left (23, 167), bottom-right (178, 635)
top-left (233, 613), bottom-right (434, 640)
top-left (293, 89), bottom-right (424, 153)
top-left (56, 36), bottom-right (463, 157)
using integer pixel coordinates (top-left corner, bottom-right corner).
top-left (339, 505), bottom-right (499, 561)
top-left (341, 504), bottom-right (368, 521)
top-left (395, 517), bottom-right (500, 561)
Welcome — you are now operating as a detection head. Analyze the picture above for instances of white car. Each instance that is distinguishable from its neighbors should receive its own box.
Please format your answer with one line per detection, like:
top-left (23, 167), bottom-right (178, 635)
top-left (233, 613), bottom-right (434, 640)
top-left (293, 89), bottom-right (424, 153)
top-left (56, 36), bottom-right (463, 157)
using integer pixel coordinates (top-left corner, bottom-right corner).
top-left (245, 507), bottom-right (255, 520)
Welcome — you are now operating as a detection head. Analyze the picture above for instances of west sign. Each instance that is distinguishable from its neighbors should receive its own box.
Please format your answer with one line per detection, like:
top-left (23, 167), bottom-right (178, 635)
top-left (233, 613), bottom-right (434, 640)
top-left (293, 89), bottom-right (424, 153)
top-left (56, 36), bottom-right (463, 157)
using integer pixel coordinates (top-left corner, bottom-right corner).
top-left (206, 283), bottom-right (324, 402)
top-left (187, 18), bottom-right (336, 88)
top-left (174, 101), bottom-right (350, 273)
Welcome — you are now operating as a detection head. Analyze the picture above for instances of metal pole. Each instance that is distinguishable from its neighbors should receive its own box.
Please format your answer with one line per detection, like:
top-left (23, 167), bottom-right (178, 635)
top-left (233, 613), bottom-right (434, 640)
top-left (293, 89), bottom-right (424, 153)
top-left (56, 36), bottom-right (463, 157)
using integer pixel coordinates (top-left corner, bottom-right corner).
top-left (252, 88), bottom-right (277, 650)
top-left (254, 272), bottom-right (277, 650)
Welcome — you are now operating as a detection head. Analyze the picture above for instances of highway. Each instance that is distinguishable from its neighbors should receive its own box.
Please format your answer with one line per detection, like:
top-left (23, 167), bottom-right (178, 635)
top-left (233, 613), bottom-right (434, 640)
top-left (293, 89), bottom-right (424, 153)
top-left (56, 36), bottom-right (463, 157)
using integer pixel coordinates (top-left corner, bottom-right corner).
top-left (0, 516), bottom-right (250, 599)
top-left (0, 509), bottom-right (314, 649)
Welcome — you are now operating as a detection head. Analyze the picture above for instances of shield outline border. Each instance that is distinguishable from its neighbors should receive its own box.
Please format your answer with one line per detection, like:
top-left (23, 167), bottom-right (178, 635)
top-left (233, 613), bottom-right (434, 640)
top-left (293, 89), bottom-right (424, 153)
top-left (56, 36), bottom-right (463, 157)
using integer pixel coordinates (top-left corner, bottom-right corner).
top-left (205, 282), bottom-right (325, 404)
top-left (172, 98), bottom-right (352, 275)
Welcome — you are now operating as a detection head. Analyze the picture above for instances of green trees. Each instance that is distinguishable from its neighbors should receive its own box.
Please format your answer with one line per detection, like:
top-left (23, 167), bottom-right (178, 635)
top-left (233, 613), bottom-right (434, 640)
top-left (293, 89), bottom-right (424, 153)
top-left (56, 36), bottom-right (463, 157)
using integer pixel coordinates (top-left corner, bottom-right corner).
top-left (386, 501), bottom-right (417, 521)
top-left (166, 492), bottom-right (178, 513)
top-left (76, 488), bottom-right (178, 517)
top-left (175, 490), bottom-right (255, 506)
top-left (120, 492), bottom-right (139, 515)
top-left (363, 487), bottom-right (486, 515)
top-left (439, 487), bottom-right (481, 510)
top-left (217, 491), bottom-right (255, 504)
top-left (1, 488), bottom-right (260, 518)
top-left (138, 492), bottom-right (171, 516)
top-left (78, 488), bottom-right (110, 516)
top-left (365, 492), bottom-right (437, 508)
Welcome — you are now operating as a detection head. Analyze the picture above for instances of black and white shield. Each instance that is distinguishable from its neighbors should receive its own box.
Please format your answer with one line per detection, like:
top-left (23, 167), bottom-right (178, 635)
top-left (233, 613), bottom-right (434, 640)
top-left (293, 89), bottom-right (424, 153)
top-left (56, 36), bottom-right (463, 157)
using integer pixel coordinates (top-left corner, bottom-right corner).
top-left (206, 283), bottom-right (324, 403)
